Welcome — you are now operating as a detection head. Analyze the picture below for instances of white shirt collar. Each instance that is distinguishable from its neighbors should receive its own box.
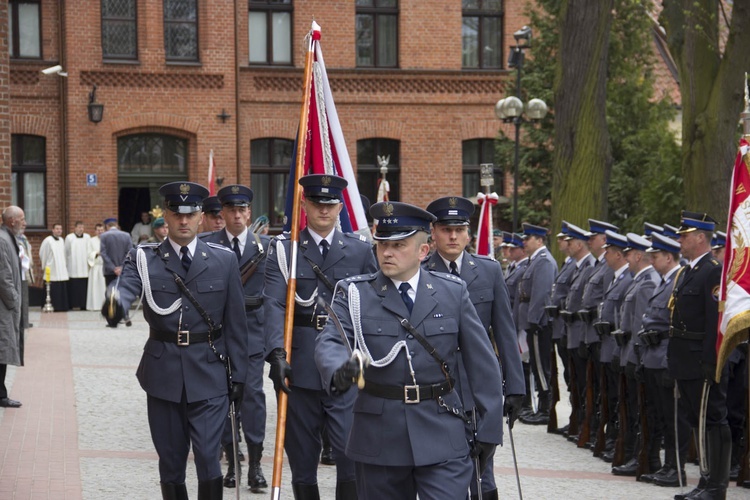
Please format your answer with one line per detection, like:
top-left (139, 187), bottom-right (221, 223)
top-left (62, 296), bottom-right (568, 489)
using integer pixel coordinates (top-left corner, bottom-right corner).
top-left (689, 251), bottom-right (710, 268)
top-left (613, 263), bottom-right (629, 280)
top-left (391, 269), bottom-right (421, 301)
top-left (633, 265), bottom-right (653, 280)
top-left (531, 245), bottom-right (547, 259)
top-left (307, 227), bottom-right (334, 248)
top-left (224, 227), bottom-right (248, 246)
top-left (576, 252), bottom-right (592, 268)
top-left (662, 264), bottom-right (681, 281)
top-left (168, 237), bottom-right (197, 258)
top-left (439, 251), bottom-right (464, 274)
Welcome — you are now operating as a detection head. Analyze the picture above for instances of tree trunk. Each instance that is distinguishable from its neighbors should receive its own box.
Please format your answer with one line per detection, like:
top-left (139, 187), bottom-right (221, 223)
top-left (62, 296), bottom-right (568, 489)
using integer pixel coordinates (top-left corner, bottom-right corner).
top-left (660, 0), bottom-right (750, 224)
top-left (551, 0), bottom-right (614, 235)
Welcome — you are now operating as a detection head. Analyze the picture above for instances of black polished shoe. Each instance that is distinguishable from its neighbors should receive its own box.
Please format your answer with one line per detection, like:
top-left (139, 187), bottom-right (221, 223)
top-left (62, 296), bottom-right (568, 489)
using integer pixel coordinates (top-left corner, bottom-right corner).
top-left (0, 398), bottom-right (22, 408)
top-left (612, 458), bottom-right (638, 477)
top-left (674, 487), bottom-right (702, 500)
top-left (554, 424), bottom-right (569, 435)
top-left (247, 443), bottom-right (268, 493)
top-left (320, 445), bottom-right (335, 466)
top-left (601, 449), bottom-right (614, 463)
top-left (519, 410), bottom-right (549, 426)
top-left (729, 462), bottom-right (739, 481)
top-left (651, 466), bottom-right (686, 487)
top-left (567, 434), bottom-right (580, 443)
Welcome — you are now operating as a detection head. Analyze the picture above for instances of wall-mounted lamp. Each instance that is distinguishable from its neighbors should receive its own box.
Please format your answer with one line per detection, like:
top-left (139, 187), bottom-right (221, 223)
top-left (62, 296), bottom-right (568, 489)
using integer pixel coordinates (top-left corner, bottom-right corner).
top-left (88, 85), bottom-right (104, 124)
top-left (217, 109), bottom-right (231, 123)
top-left (216, 177), bottom-right (225, 187)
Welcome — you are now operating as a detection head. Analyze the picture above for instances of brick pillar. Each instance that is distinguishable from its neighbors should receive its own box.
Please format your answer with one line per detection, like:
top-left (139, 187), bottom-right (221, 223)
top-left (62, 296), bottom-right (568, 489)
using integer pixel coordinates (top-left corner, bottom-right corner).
top-left (0, 1), bottom-right (10, 208)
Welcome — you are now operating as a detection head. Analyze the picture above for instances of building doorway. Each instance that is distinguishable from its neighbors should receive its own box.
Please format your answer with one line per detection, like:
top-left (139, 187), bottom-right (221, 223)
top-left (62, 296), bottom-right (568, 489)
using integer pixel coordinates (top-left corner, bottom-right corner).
top-left (117, 133), bottom-right (189, 232)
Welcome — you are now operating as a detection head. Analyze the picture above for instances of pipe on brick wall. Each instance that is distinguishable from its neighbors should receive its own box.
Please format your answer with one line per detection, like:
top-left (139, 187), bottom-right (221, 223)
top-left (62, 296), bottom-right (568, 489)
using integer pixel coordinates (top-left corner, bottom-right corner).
top-left (234, 0), bottom-right (241, 182)
top-left (57, 0), bottom-right (68, 228)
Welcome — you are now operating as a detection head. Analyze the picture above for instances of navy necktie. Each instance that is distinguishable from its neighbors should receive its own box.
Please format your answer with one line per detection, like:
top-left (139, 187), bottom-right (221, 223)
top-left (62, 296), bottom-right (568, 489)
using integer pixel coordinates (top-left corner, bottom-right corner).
top-left (232, 237), bottom-right (241, 261)
top-left (180, 246), bottom-right (192, 271)
top-left (449, 261), bottom-right (460, 277)
top-left (320, 239), bottom-right (329, 260)
top-left (399, 282), bottom-right (413, 315)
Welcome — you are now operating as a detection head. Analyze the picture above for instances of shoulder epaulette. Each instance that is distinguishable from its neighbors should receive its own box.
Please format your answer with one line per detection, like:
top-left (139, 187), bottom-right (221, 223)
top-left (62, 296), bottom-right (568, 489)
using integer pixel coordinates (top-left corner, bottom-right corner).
top-left (471, 253), bottom-right (495, 263)
top-left (206, 242), bottom-right (233, 253)
top-left (343, 232), bottom-right (370, 243)
top-left (275, 233), bottom-right (288, 241)
top-left (198, 231), bottom-right (215, 240)
top-left (342, 273), bottom-right (377, 283)
top-left (710, 259), bottom-right (720, 266)
top-left (428, 270), bottom-right (463, 285)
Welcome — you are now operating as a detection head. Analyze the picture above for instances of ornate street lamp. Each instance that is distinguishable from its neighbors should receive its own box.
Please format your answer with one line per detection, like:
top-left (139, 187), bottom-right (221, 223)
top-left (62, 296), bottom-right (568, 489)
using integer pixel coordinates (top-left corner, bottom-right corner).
top-left (495, 26), bottom-right (549, 233)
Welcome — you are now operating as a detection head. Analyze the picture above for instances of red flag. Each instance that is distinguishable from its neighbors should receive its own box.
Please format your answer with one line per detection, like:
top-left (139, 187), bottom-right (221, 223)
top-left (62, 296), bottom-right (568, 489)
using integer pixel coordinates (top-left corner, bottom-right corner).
top-left (475, 192), bottom-right (498, 258)
top-left (208, 150), bottom-right (217, 196)
top-left (716, 137), bottom-right (750, 381)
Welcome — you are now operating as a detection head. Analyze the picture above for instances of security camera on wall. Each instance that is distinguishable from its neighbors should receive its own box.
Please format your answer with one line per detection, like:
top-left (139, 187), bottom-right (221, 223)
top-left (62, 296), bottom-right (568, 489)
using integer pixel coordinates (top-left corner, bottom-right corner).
top-left (41, 65), bottom-right (67, 77)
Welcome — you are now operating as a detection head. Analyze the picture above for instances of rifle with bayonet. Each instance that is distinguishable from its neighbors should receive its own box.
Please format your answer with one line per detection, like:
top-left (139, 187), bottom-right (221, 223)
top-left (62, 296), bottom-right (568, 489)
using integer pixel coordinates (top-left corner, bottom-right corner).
top-left (578, 355), bottom-right (595, 448)
top-left (567, 352), bottom-right (580, 437)
top-left (593, 367), bottom-right (608, 457)
top-left (635, 381), bottom-right (649, 479)
top-left (547, 347), bottom-right (560, 433)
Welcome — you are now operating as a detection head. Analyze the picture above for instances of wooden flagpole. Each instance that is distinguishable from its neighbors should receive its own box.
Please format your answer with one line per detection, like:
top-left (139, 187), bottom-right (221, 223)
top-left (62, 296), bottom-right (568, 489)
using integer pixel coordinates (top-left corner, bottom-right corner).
top-left (270, 22), bottom-right (317, 500)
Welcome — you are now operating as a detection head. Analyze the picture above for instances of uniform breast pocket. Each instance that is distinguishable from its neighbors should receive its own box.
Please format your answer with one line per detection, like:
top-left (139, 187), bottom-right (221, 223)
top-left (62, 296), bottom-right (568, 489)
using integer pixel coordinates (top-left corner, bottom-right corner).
top-left (681, 287), bottom-right (700, 297)
top-left (362, 316), bottom-right (400, 336)
top-left (151, 277), bottom-right (177, 295)
top-left (197, 279), bottom-right (225, 294)
top-left (469, 286), bottom-right (493, 306)
top-left (423, 317), bottom-right (458, 337)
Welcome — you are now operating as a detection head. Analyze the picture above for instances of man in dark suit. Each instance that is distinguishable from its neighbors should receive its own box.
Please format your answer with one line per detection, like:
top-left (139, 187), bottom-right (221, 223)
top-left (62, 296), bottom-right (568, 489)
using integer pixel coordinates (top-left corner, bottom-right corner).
top-left (200, 184), bottom-right (286, 492)
top-left (315, 201), bottom-right (505, 500)
top-left (671, 211), bottom-right (730, 500)
top-left (99, 218), bottom-right (133, 286)
top-left (424, 196), bottom-right (525, 500)
top-left (264, 174), bottom-right (377, 499)
top-left (103, 182), bottom-right (248, 500)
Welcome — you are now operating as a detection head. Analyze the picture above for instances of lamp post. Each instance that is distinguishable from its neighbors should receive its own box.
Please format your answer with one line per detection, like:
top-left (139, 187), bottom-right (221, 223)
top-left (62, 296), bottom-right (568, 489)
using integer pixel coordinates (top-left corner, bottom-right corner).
top-left (495, 26), bottom-right (548, 233)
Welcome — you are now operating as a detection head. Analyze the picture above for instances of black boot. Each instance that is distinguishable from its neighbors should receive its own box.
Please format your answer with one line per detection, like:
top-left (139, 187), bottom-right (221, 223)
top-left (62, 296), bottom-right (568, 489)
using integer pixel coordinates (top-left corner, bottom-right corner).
top-left (321, 426), bottom-right (335, 465)
top-left (518, 393), bottom-right (534, 419)
top-left (729, 438), bottom-right (740, 481)
top-left (247, 442), bottom-right (268, 492)
top-left (649, 465), bottom-right (686, 487)
top-left (160, 483), bottom-right (189, 500)
top-left (292, 483), bottom-right (321, 500)
top-left (691, 426), bottom-right (731, 500)
top-left (335, 480), bottom-right (357, 500)
top-left (612, 457), bottom-right (638, 477)
top-left (198, 476), bottom-right (223, 500)
top-left (675, 474), bottom-right (708, 500)
top-left (520, 391), bottom-right (550, 425)
top-left (223, 444), bottom-right (239, 488)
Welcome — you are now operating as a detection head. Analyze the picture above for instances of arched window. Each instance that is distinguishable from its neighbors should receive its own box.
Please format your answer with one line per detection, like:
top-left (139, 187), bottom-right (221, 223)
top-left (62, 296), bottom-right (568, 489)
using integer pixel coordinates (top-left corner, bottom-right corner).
top-left (357, 138), bottom-right (400, 218)
top-left (117, 133), bottom-right (189, 232)
top-left (250, 138), bottom-right (293, 227)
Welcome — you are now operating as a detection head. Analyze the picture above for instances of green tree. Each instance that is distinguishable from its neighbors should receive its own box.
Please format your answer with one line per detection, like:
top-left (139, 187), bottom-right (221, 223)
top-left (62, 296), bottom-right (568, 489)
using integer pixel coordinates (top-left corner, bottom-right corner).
top-left (496, 0), bottom-right (684, 238)
top-left (659, 0), bottom-right (750, 223)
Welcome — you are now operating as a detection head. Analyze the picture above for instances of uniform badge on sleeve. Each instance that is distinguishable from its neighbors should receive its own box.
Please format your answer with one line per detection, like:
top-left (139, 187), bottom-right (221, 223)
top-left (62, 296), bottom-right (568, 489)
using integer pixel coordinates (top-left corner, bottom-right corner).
top-left (712, 285), bottom-right (720, 302)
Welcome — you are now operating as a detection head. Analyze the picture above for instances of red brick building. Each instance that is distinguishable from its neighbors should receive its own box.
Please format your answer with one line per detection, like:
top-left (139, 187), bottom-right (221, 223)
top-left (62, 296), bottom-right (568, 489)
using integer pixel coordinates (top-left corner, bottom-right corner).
top-left (3, 0), bottom-right (529, 276)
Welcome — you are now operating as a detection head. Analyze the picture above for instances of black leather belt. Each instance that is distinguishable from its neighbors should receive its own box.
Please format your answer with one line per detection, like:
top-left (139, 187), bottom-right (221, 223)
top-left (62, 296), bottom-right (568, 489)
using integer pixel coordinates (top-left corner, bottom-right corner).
top-left (594, 321), bottom-right (613, 337)
top-left (149, 328), bottom-right (222, 346)
top-left (545, 305), bottom-right (560, 319)
top-left (640, 330), bottom-right (669, 346)
top-left (612, 330), bottom-right (631, 347)
top-left (669, 327), bottom-right (704, 341)
top-left (362, 379), bottom-right (454, 404)
top-left (294, 313), bottom-right (329, 331)
top-left (244, 296), bottom-right (263, 311)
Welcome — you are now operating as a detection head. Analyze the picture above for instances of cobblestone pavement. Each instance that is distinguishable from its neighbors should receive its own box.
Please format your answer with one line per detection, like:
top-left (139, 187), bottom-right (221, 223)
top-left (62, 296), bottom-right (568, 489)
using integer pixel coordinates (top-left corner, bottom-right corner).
top-left (0, 309), bottom-right (747, 499)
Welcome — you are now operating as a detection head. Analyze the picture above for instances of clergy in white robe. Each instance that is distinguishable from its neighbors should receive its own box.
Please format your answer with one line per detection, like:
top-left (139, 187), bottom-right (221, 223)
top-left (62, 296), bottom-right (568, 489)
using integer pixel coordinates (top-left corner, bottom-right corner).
top-left (65, 222), bottom-right (90, 310)
top-left (39, 224), bottom-right (69, 311)
top-left (86, 224), bottom-right (106, 311)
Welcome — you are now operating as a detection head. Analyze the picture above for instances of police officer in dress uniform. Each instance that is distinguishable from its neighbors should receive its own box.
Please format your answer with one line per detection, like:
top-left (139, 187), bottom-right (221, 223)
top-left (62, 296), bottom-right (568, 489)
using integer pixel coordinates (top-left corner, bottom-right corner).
top-left (597, 231), bottom-right (634, 464)
top-left (610, 234), bottom-right (659, 475)
top-left (670, 211), bottom-right (731, 500)
top-left (314, 201), bottom-right (505, 500)
top-left (202, 196), bottom-right (226, 232)
top-left (103, 182), bottom-right (248, 500)
top-left (264, 174), bottom-right (377, 500)
top-left (548, 223), bottom-right (576, 432)
top-left (424, 196), bottom-right (525, 500)
top-left (517, 223), bottom-right (558, 426)
top-left (200, 184), bottom-right (286, 492)
top-left (561, 223), bottom-right (596, 442)
top-left (577, 220), bottom-right (618, 447)
top-left (638, 233), bottom-right (690, 487)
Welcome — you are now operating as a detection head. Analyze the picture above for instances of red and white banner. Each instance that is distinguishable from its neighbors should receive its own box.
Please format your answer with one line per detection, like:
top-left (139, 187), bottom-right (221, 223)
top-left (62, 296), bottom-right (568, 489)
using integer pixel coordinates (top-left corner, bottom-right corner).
top-left (283, 22), bottom-right (369, 237)
top-left (208, 149), bottom-right (217, 196)
top-left (716, 137), bottom-right (750, 380)
top-left (475, 192), bottom-right (498, 258)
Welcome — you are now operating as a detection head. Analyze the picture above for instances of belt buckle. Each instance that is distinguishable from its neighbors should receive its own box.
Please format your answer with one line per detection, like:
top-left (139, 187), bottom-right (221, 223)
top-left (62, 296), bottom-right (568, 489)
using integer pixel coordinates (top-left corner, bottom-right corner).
top-left (315, 315), bottom-right (329, 331)
top-left (177, 330), bottom-right (190, 346)
top-left (404, 385), bottom-right (420, 404)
